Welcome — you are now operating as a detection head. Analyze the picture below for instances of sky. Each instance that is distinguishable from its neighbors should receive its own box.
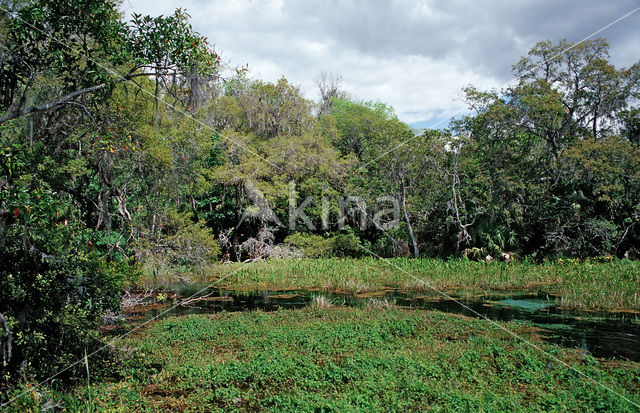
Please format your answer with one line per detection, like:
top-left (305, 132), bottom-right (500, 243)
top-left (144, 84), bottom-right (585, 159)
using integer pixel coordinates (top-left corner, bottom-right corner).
top-left (120, 0), bottom-right (640, 129)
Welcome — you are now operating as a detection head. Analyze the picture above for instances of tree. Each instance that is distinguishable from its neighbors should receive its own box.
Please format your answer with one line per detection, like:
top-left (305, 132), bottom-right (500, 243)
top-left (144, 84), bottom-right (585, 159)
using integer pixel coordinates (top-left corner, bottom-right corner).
top-left (513, 38), bottom-right (635, 142)
top-left (0, 1), bottom-right (218, 124)
top-left (454, 38), bottom-right (640, 257)
top-left (329, 98), bottom-right (395, 159)
top-left (554, 136), bottom-right (640, 255)
top-left (0, 0), bottom-right (218, 386)
top-left (315, 70), bottom-right (346, 118)
top-left (232, 77), bottom-right (314, 139)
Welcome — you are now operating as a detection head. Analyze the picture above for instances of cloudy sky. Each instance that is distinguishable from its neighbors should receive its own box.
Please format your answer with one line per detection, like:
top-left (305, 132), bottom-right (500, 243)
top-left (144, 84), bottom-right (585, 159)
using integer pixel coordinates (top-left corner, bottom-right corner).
top-left (121, 0), bottom-right (640, 128)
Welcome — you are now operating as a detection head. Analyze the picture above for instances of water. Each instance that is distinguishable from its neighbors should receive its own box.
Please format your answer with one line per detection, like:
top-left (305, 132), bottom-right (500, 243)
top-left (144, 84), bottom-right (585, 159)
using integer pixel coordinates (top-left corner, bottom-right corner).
top-left (130, 286), bottom-right (640, 361)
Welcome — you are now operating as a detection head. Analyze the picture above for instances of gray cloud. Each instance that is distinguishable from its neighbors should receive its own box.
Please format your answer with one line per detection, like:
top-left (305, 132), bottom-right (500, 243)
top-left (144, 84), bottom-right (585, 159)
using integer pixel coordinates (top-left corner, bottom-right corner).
top-left (282, 0), bottom-right (639, 77)
top-left (121, 0), bottom-right (640, 127)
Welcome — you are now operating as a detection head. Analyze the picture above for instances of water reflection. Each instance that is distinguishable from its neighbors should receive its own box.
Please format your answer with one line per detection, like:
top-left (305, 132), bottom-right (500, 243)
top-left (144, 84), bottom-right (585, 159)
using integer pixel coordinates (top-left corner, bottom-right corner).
top-left (132, 286), bottom-right (640, 361)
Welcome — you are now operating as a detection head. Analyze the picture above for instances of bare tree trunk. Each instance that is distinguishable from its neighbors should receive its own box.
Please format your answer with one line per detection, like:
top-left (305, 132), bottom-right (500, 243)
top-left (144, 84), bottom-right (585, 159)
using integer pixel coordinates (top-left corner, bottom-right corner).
top-left (592, 107), bottom-right (598, 140)
top-left (29, 114), bottom-right (33, 146)
top-left (401, 178), bottom-right (419, 258)
top-left (154, 67), bottom-right (160, 128)
top-left (0, 312), bottom-right (12, 367)
top-left (449, 161), bottom-right (473, 253)
top-left (151, 212), bottom-right (157, 238)
top-left (232, 183), bottom-right (242, 261)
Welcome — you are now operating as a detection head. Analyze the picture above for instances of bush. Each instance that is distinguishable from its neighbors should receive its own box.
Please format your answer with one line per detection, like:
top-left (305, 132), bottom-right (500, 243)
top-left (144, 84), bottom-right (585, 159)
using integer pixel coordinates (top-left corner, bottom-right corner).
top-left (165, 220), bottom-right (221, 266)
top-left (136, 212), bottom-right (221, 277)
top-left (284, 231), bottom-right (363, 258)
top-left (0, 149), bottom-right (132, 387)
top-left (0, 236), bottom-right (129, 387)
top-left (284, 233), bottom-right (333, 258)
top-left (331, 232), bottom-right (362, 257)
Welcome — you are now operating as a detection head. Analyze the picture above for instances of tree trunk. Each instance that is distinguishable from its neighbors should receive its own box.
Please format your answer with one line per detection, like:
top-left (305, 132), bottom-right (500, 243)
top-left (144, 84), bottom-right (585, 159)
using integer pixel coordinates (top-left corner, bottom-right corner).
top-left (401, 178), bottom-right (419, 258)
top-left (154, 67), bottom-right (160, 128)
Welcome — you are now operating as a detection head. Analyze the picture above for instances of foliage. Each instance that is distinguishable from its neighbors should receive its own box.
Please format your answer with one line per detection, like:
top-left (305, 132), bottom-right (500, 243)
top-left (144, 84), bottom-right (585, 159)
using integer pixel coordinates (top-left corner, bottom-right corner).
top-left (11, 308), bottom-right (639, 411)
top-left (0, 121), bottom-right (133, 386)
top-left (1, 0), bottom-right (640, 397)
top-left (0, 0), bottom-right (127, 113)
top-left (284, 230), bottom-right (363, 258)
top-left (128, 9), bottom-right (217, 76)
top-left (553, 136), bottom-right (640, 255)
top-left (284, 233), bottom-right (333, 258)
top-left (214, 258), bottom-right (640, 311)
top-left (0, 0), bottom-right (217, 388)
top-left (137, 212), bottom-right (220, 272)
top-left (454, 39), bottom-right (640, 257)
top-left (330, 230), bottom-right (363, 257)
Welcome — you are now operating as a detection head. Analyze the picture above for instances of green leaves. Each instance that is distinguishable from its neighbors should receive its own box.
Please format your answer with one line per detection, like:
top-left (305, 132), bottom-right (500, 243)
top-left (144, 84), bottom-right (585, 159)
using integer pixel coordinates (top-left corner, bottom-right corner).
top-left (126, 8), bottom-right (218, 77)
top-left (455, 38), bottom-right (640, 257)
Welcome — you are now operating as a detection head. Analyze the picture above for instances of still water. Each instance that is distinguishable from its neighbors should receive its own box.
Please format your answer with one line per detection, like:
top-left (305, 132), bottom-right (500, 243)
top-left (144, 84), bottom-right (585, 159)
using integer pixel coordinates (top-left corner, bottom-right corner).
top-left (130, 286), bottom-right (640, 362)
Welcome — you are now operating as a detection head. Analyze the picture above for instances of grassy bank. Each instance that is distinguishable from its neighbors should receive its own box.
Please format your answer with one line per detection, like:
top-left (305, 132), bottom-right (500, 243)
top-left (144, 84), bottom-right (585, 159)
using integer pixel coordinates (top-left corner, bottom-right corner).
top-left (167, 258), bottom-right (640, 311)
top-left (9, 307), bottom-right (639, 411)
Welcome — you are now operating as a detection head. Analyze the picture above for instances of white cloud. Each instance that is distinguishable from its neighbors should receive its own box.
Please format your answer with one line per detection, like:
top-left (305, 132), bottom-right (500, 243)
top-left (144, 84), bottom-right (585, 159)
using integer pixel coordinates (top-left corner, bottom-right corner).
top-left (121, 0), bottom-right (640, 127)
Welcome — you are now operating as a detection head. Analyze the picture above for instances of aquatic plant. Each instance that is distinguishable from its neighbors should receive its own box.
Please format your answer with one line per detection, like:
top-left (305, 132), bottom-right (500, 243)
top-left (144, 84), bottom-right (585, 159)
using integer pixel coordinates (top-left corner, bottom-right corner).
top-left (202, 258), bottom-right (640, 311)
top-left (9, 308), bottom-right (638, 411)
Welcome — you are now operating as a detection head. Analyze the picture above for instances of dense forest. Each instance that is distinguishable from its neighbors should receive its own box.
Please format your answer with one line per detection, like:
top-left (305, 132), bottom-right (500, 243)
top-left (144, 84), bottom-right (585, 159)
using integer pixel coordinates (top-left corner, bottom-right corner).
top-left (1, 0), bottom-right (639, 396)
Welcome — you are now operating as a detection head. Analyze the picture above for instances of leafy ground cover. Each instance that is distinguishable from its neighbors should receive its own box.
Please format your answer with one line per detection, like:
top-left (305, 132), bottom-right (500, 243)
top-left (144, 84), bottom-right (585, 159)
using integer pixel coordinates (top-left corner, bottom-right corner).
top-left (5, 258), bottom-right (640, 411)
top-left (8, 307), bottom-right (639, 412)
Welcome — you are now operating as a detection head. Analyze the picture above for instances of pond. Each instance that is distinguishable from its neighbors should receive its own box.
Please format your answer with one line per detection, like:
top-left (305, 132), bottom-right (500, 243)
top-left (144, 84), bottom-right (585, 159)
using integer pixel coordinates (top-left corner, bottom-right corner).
top-left (129, 286), bottom-right (640, 362)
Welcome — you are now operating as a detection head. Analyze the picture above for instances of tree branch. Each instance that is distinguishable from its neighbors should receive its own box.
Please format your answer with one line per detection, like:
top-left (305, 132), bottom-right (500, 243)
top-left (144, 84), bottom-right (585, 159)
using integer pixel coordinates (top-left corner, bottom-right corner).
top-left (0, 72), bottom-right (156, 124)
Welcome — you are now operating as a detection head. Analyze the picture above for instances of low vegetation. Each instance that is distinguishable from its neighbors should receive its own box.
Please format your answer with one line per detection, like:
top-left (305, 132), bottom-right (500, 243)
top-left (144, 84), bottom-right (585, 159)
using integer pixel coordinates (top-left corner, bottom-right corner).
top-left (7, 308), bottom-right (639, 411)
top-left (188, 258), bottom-right (640, 311)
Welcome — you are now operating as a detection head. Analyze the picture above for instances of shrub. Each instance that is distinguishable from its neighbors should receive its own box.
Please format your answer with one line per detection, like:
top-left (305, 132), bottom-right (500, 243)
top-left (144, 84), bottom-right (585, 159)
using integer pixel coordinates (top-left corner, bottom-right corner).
top-left (331, 232), bottom-right (362, 257)
top-left (284, 233), bottom-right (333, 258)
top-left (137, 212), bottom-right (221, 271)
top-left (284, 231), bottom-right (363, 258)
top-left (0, 147), bottom-right (132, 386)
top-left (0, 236), bottom-right (129, 387)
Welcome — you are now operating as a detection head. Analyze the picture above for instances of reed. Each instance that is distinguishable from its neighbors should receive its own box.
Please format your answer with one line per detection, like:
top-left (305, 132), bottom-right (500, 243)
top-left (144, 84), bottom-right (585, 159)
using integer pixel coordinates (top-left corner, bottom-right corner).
top-left (196, 258), bottom-right (640, 311)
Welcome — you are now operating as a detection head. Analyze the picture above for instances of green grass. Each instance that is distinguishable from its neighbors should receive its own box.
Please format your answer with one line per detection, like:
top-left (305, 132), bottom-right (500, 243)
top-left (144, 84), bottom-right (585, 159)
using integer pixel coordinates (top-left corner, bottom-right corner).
top-left (182, 258), bottom-right (640, 311)
top-left (9, 307), bottom-right (639, 412)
